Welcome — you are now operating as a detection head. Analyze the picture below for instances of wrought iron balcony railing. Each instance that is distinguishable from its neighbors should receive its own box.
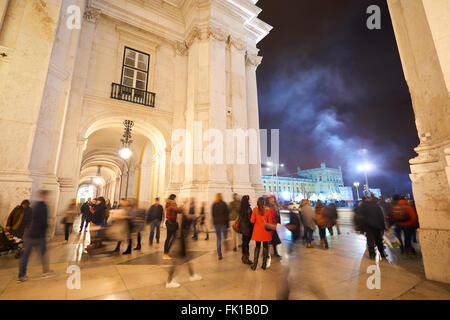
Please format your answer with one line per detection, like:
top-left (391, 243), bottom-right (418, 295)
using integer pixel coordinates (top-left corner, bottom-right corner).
top-left (110, 83), bottom-right (155, 107)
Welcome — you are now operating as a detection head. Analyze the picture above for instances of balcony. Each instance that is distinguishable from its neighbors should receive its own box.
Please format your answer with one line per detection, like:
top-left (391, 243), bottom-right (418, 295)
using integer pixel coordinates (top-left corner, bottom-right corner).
top-left (110, 83), bottom-right (155, 108)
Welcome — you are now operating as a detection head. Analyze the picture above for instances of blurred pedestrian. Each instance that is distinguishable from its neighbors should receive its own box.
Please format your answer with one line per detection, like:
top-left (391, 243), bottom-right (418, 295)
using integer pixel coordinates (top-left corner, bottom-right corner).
top-left (358, 197), bottom-right (387, 259)
top-left (228, 193), bottom-right (240, 251)
top-left (314, 200), bottom-right (329, 249)
top-left (239, 195), bottom-right (253, 265)
top-left (166, 208), bottom-right (202, 288)
top-left (104, 199), bottom-right (111, 225)
top-left (198, 202), bottom-right (209, 240)
top-left (18, 190), bottom-right (55, 283)
top-left (163, 194), bottom-right (182, 259)
top-left (267, 195), bottom-right (281, 258)
top-left (389, 195), bottom-right (419, 254)
top-left (146, 197), bottom-right (164, 245)
top-left (212, 193), bottom-right (229, 260)
top-left (300, 199), bottom-right (315, 248)
top-left (79, 197), bottom-right (91, 232)
top-left (250, 197), bottom-right (276, 270)
top-left (62, 199), bottom-right (77, 242)
top-left (189, 198), bottom-right (199, 240)
top-left (112, 199), bottom-right (131, 254)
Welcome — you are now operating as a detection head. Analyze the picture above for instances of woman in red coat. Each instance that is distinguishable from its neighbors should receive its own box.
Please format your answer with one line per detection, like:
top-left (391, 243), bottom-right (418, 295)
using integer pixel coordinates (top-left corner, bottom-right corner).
top-left (250, 197), bottom-right (276, 270)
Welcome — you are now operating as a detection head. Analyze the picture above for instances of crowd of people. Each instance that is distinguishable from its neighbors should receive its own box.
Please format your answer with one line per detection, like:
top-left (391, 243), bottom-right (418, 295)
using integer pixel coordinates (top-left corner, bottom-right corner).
top-left (2, 189), bottom-right (419, 285)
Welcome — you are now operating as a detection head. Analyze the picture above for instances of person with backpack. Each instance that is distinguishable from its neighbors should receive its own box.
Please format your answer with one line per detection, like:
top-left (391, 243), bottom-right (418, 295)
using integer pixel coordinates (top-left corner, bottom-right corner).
top-left (389, 195), bottom-right (419, 254)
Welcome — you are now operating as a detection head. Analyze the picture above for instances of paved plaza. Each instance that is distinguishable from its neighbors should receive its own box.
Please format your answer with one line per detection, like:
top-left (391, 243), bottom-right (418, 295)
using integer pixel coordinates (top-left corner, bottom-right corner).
top-left (0, 218), bottom-right (449, 300)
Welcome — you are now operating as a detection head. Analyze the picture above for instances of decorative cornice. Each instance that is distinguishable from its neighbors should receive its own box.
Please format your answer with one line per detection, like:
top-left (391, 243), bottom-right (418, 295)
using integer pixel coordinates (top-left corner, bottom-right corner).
top-left (179, 26), bottom-right (248, 55)
top-left (83, 6), bottom-right (102, 23)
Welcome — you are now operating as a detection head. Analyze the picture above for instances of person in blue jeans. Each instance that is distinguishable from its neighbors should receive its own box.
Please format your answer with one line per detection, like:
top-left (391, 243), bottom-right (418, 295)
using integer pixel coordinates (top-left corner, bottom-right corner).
top-left (212, 193), bottom-right (229, 260)
top-left (300, 200), bottom-right (316, 248)
top-left (18, 190), bottom-right (55, 282)
top-left (146, 197), bottom-right (164, 245)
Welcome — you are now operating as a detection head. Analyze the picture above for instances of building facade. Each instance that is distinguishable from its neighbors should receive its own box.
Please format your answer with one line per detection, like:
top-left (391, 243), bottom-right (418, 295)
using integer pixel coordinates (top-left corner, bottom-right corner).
top-left (0, 0), bottom-right (271, 236)
top-left (262, 162), bottom-right (345, 201)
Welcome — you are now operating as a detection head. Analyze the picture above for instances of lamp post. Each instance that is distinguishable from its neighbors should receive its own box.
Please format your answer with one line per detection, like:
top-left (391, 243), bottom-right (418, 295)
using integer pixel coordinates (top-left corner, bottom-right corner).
top-left (353, 181), bottom-right (360, 201)
top-left (357, 163), bottom-right (372, 196)
top-left (119, 120), bottom-right (134, 160)
top-left (267, 161), bottom-right (284, 199)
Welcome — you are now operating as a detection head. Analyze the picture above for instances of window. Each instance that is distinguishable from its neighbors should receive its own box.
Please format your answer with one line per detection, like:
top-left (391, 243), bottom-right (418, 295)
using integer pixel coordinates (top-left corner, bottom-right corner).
top-left (121, 47), bottom-right (150, 94)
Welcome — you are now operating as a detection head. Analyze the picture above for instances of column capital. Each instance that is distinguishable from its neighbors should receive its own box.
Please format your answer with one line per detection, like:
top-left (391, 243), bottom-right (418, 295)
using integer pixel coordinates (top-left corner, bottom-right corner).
top-left (227, 35), bottom-right (247, 52)
top-left (83, 6), bottom-right (102, 23)
top-left (245, 52), bottom-right (262, 67)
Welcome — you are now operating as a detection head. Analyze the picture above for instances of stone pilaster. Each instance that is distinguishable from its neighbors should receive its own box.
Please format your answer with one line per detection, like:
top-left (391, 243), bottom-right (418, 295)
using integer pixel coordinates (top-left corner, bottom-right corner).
top-left (0, 0), bottom-right (63, 225)
top-left (388, 0), bottom-right (450, 284)
top-left (245, 52), bottom-right (266, 197)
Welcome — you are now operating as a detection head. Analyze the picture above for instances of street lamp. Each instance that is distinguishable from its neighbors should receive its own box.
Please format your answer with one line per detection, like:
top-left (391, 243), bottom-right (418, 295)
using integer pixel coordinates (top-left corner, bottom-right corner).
top-left (357, 162), bottom-right (372, 195)
top-left (353, 181), bottom-right (360, 200)
top-left (119, 120), bottom-right (134, 160)
top-left (267, 161), bottom-right (284, 199)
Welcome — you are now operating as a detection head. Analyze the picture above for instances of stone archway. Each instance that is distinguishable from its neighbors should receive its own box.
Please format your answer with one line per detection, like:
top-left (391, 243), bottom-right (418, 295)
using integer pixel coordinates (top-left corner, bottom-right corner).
top-left (387, 0), bottom-right (450, 284)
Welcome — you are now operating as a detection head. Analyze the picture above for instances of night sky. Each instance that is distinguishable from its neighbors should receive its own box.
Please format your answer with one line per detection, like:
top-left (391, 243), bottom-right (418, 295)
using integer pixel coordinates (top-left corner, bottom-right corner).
top-left (256, 0), bottom-right (419, 196)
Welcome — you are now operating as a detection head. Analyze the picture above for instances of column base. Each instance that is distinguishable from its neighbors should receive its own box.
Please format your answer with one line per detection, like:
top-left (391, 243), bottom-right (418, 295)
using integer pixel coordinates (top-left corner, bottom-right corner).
top-left (419, 228), bottom-right (450, 284)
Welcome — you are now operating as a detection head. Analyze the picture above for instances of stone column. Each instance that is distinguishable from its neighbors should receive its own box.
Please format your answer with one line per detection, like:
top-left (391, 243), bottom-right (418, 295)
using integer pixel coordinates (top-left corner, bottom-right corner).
top-left (228, 36), bottom-right (254, 197)
top-left (0, 0), bottom-right (63, 225)
top-left (166, 46), bottom-right (187, 197)
top-left (0, 0), bottom-right (9, 31)
top-left (245, 52), bottom-right (266, 197)
top-left (54, 5), bottom-right (100, 235)
top-left (387, 0), bottom-right (450, 284)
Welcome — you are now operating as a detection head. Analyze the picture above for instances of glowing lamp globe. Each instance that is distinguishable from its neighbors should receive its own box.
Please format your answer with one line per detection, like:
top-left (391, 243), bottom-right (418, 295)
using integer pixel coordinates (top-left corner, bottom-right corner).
top-left (119, 147), bottom-right (132, 159)
top-left (93, 177), bottom-right (102, 184)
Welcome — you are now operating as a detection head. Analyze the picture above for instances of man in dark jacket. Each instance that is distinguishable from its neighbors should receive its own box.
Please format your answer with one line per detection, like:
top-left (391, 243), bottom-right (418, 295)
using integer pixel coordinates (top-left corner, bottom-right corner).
top-left (79, 197), bottom-right (91, 232)
top-left (147, 197), bottom-right (164, 245)
top-left (358, 197), bottom-right (387, 259)
top-left (6, 200), bottom-right (32, 238)
top-left (18, 190), bottom-right (54, 282)
top-left (212, 193), bottom-right (229, 260)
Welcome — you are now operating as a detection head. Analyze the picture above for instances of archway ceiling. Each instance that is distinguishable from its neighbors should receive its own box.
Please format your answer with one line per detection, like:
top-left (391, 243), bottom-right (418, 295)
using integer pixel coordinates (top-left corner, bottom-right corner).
top-left (84, 127), bottom-right (149, 164)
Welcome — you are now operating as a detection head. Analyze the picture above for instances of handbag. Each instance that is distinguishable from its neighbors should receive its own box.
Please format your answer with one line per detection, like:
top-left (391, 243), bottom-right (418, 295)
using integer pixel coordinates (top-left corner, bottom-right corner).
top-left (166, 220), bottom-right (178, 232)
top-left (264, 215), bottom-right (277, 231)
top-left (232, 217), bottom-right (241, 233)
top-left (383, 230), bottom-right (401, 248)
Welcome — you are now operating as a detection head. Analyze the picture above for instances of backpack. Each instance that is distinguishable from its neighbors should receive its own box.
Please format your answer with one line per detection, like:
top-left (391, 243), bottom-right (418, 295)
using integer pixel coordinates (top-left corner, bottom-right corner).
top-left (391, 205), bottom-right (408, 222)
